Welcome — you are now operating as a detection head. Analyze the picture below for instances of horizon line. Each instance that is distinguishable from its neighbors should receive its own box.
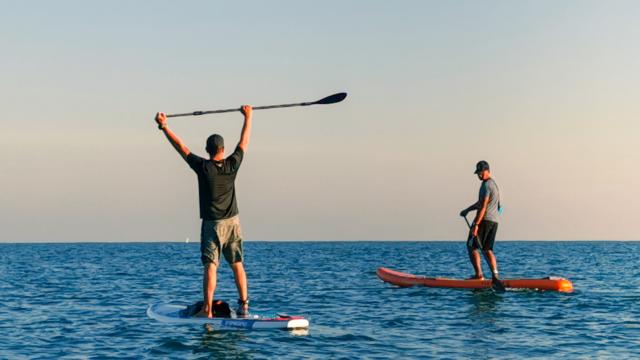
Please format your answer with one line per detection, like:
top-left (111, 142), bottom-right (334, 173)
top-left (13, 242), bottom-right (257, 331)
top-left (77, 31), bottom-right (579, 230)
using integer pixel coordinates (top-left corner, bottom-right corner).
top-left (1, 239), bottom-right (639, 245)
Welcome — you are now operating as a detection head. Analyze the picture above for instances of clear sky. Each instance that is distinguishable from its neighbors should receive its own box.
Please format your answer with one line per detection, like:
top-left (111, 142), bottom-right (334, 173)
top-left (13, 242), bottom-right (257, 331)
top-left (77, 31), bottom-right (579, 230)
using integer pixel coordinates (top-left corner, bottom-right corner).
top-left (1, 1), bottom-right (639, 242)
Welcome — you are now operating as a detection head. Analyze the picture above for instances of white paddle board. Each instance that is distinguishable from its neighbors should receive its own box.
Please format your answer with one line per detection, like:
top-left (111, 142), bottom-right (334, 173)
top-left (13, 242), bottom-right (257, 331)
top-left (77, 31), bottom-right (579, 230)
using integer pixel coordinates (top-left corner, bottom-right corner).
top-left (147, 303), bottom-right (309, 330)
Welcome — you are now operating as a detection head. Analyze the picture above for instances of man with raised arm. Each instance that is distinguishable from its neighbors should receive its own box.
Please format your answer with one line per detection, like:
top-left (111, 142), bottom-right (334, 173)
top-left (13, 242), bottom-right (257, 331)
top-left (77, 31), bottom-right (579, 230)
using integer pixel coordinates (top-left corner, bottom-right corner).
top-left (460, 161), bottom-right (502, 285)
top-left (155, 105), bottom-right (252, 317)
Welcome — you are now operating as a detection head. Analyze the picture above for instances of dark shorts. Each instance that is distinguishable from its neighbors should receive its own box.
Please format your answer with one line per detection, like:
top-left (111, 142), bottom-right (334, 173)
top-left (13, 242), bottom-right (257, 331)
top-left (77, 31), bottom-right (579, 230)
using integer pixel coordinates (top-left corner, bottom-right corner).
top-left (200, 216), bottom-right (243, 266)
top-left (467, 220), bottom-right (498, 251)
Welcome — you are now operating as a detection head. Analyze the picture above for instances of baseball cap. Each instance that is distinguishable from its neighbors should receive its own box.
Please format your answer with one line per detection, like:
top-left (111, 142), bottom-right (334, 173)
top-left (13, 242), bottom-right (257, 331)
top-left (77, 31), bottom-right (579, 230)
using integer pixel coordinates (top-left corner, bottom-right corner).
top-left (474, 160), bottom-right (490, 174)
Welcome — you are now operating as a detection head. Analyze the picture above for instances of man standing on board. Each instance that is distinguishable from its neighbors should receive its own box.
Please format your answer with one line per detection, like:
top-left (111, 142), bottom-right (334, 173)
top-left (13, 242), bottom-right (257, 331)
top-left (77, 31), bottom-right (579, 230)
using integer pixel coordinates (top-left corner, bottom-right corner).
top-left (460, 161), bottom-right (502, 283)
top-left (155, 105), bottom-right (252, 317)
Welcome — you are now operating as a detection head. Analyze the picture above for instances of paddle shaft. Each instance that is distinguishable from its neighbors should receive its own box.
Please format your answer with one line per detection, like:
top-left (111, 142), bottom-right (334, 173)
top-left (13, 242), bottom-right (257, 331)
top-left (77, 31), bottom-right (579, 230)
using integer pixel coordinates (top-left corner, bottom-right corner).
top-left (166, 101), bottom-right (315, 118)
top-left (464, 216), bottom-right (483, 251)
top-left (165, 92), bottom-right (347, 118)
top-left (463, 215), bottom-right (505, 291)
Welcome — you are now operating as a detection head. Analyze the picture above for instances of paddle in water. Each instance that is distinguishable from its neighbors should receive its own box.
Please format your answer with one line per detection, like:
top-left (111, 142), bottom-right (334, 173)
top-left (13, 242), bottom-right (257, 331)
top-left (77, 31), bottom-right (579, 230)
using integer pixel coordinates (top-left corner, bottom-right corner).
top-left (166, 92), bottom-right (347, 118)
top-left (464, 216), bottom-right (506, 292)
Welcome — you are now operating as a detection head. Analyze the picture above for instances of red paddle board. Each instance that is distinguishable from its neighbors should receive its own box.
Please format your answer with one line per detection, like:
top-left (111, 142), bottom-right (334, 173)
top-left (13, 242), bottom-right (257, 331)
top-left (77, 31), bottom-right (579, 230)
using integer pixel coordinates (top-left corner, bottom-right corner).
top-left (377, 267), bottom-right (573, 292)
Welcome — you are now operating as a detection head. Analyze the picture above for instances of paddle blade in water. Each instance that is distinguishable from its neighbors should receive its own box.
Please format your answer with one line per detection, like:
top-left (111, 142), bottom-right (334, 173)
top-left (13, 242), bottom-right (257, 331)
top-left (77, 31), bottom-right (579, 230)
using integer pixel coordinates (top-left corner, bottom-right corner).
top-left (314, 92), bottom-right (347, 105)
top-left (491, 278), bottom-right (506, 292)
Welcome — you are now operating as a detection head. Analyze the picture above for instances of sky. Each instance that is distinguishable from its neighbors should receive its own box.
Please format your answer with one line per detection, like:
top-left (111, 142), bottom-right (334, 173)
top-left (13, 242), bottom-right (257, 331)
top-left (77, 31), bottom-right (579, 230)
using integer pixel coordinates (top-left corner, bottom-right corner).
top-left (1, 0), bottom-right (639, 242)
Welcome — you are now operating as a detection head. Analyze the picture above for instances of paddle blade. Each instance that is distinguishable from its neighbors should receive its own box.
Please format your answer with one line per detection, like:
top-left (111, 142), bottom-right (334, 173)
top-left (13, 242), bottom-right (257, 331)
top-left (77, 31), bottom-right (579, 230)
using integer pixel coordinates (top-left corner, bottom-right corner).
top-left (314, 92), bottom-right (347, 105)
top-left (491, 278), bottom-right (506, 293)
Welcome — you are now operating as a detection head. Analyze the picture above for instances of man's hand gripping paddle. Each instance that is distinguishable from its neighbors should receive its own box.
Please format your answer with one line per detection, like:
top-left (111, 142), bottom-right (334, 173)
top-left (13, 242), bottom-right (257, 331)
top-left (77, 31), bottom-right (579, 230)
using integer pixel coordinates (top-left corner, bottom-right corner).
top-left (463, 216), bottom-right (506, 292)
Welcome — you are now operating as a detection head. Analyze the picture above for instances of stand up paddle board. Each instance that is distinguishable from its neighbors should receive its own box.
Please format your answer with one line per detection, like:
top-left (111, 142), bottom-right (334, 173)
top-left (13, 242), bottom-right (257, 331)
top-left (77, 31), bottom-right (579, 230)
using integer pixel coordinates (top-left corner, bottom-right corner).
top-left (147, 303), bottom-right (309, 330)
top-left (377, 267), bottom-right (573, 292)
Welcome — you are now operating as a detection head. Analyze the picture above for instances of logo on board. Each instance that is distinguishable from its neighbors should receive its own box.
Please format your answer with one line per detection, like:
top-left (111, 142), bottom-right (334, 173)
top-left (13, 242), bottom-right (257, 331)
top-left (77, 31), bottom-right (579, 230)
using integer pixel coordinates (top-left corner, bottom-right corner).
top-left (221, 320), bottom-right (255, 329)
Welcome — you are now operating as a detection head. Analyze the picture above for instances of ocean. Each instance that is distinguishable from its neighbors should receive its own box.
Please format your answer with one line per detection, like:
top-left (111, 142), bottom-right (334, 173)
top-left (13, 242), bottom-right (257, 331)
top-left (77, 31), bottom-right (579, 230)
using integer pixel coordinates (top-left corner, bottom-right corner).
top-left (0, 241), bottom-right (638, 359)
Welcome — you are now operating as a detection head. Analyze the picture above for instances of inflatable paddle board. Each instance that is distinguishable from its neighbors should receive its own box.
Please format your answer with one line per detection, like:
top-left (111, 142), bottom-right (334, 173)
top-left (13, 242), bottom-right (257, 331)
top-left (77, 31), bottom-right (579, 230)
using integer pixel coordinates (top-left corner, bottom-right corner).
top-left (377, 267), bottom-right (573, 292)
top-left (147, 303), bottom-right (309, 330)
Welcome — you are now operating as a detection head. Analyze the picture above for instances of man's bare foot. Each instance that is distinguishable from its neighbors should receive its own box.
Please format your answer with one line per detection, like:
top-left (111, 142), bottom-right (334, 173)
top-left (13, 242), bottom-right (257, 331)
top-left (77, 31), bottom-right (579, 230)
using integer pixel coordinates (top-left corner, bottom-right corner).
top-left (193, 309), bottom-right (212, 318)
top-left (467, 275), bottom-right (485, 280)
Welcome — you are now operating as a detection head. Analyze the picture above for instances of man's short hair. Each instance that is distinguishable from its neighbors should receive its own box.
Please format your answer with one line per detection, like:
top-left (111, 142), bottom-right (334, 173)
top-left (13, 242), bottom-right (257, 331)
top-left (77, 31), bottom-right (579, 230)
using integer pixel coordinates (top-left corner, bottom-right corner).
top-left (206, 134), bottom-right (224, 155)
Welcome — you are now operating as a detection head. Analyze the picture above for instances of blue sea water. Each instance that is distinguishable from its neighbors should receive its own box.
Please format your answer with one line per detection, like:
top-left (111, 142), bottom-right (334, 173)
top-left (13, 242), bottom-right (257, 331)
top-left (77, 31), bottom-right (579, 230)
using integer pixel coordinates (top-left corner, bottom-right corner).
top-left (0, 241), bottom-right (639, 359)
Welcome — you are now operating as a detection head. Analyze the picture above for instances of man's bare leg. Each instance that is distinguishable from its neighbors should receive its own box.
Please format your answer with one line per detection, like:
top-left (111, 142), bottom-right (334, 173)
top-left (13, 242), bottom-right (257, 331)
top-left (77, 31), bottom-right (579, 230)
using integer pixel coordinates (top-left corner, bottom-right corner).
top-left (483, 250), bottom-right (499, 278)
top-left (195, 263), bottom-right (217, 318)
top-left (468, 249), bottom-right (484, 280)
top-left (230, 262), bottom-right (248, 313)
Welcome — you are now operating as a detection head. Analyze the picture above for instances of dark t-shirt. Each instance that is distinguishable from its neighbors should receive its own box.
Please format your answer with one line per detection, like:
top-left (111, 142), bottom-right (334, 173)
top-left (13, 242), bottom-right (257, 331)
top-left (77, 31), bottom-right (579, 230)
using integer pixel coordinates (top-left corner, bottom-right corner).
top-left (186, 146), bottom-right (244, 220)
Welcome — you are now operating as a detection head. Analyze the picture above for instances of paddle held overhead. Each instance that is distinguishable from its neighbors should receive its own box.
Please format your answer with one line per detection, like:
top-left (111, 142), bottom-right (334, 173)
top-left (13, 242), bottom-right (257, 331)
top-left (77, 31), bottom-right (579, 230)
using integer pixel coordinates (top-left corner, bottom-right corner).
top-left (166, 92), bottom-right (348, 118)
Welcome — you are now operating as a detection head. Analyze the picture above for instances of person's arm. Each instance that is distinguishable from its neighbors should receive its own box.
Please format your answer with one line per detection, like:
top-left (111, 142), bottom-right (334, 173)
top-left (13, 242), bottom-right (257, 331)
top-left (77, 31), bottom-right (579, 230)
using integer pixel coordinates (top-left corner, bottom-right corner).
top-left (472, 196), bottom-right (491, 236)
top-left (460, 201), bottom-right (481, 217)
top-left (155, 112), bottom-right (190, 160)
top-left (238, 105), bottom-right (252, 152)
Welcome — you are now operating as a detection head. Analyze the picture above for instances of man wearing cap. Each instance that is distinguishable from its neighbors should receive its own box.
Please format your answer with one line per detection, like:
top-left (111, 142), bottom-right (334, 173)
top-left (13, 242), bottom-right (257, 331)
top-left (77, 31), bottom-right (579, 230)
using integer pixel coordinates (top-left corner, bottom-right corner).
top-left (154, 105), bottom-right (252, 318)
top-left (460, 161), bottom-right (501, 282)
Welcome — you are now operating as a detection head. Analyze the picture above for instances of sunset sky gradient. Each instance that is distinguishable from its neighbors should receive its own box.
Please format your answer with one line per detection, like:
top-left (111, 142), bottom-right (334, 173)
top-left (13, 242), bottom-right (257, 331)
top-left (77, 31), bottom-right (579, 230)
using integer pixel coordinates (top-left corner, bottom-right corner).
top-left (2, 1), bottom-right (639, 241)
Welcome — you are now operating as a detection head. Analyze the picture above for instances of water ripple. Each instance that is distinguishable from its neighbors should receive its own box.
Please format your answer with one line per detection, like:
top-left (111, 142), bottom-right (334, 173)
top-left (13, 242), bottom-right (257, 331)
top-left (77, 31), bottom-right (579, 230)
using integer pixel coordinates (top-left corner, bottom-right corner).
top-left (0, 241), bottom-right (639, 358)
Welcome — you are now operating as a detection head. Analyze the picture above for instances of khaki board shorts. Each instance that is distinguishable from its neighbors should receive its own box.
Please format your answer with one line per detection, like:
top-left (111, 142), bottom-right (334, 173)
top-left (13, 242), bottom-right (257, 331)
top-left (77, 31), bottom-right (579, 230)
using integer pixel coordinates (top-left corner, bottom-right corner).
top-left (200, 215), bottom-right (243, 266)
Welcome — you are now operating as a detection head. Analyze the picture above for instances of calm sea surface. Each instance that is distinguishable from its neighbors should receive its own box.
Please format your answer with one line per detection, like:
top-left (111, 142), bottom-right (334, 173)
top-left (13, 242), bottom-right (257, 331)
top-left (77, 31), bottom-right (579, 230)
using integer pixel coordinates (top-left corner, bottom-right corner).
top-left (0, 241), bottom-right (638, 359)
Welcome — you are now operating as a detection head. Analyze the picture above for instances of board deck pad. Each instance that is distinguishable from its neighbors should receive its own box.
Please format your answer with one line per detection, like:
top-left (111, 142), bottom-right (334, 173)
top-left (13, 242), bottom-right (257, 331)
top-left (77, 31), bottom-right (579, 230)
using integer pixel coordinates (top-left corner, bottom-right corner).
top-left (147, 303), bottom-right (309, 330)
top-left (377, 267), bottom-right (573, 292)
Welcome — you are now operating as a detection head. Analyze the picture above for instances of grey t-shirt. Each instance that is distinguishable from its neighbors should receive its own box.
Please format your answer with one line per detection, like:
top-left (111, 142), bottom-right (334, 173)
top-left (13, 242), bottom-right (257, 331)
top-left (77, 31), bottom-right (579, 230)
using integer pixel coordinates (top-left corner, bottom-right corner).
top-left (479, 178), bottom-right (500, 223)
